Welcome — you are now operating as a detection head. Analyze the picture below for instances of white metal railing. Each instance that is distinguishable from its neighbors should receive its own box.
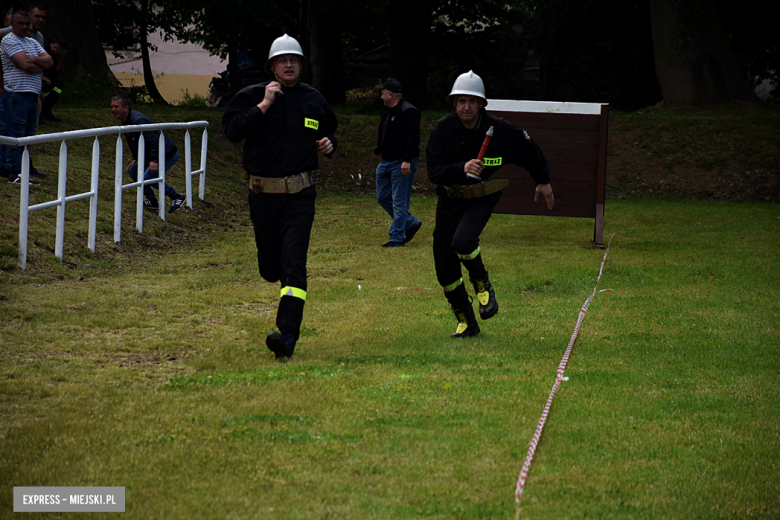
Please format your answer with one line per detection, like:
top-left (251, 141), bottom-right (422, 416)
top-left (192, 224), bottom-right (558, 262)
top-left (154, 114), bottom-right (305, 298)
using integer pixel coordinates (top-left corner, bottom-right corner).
top-left (0, 121), bottom-right (209, 270)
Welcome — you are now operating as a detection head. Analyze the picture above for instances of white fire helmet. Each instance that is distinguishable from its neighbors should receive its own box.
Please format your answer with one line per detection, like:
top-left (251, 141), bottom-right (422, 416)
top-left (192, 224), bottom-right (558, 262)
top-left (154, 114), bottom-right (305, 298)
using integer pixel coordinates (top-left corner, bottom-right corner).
top-left (447, 70), bottom-right (488, 107)
top-left (264, 34), bottom-right (307, 75)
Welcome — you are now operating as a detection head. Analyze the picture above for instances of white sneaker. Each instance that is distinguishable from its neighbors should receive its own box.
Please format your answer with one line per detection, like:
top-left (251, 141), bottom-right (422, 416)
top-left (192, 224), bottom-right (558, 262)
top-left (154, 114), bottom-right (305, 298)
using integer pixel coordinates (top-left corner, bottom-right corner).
top-left (9, 176), bottom-right (40, 186)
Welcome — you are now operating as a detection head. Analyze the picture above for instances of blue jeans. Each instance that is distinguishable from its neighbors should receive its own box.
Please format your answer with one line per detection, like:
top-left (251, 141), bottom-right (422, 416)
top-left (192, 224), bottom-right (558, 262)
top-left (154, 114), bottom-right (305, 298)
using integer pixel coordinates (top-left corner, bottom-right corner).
top-left (0, 90), bottom-right (39, 174)
top-left (376, 158), bottom-right (421, 243)
top-left (128, 151), bottom-right (179, 200)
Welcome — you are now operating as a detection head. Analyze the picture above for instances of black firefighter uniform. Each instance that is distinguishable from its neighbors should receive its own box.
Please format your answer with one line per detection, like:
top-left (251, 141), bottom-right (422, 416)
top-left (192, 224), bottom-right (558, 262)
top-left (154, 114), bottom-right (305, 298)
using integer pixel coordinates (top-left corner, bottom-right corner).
top-left (222, 78), bottom-right (338, 348)
top-left (426, 108), bottom-right (550, 336)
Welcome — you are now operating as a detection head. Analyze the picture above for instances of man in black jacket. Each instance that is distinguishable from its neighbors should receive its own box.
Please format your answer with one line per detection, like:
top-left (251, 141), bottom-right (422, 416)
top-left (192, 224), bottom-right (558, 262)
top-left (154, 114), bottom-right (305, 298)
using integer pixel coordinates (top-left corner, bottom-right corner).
top-left (426, 71), bottom-right (554, 338)
top-left (373, 78), bottom-right (422, 248)
top-left (222, 34), bottom-right (337, 359)
top-left (110, 94), bottom-right (186, 213)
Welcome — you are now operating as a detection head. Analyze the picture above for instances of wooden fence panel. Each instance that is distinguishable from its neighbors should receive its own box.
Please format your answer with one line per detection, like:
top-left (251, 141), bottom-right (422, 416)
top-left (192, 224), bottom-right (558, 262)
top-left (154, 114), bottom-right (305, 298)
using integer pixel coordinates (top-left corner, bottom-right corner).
top-left (486, 100), bottom-right (609, 246)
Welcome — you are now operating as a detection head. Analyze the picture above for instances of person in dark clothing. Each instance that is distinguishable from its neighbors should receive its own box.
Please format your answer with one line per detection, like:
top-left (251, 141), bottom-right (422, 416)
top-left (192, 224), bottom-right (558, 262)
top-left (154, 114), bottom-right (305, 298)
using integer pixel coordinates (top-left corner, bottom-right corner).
top-left (373, 78), bottom-right (422, 247)
top-left (110, 94), bottom-right (186, 213)
top-left (221, 34), bottom-right (337, 359)
top-left (426, 71), bottom-right (554, 338)
top-left (40, 40), bottom-right (66, 123)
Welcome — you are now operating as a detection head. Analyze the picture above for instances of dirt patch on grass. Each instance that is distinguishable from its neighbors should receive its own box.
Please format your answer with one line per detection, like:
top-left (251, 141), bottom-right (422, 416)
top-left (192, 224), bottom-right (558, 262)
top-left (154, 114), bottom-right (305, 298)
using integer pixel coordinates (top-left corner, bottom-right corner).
top-left (109, 351), bottom-right (190, 368)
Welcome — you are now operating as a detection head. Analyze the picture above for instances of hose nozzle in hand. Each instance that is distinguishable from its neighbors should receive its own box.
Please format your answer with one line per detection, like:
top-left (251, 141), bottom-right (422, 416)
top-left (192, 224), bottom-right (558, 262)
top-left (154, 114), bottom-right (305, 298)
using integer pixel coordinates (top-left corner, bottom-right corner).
top-left (467, 125), bottom-right (494, 180)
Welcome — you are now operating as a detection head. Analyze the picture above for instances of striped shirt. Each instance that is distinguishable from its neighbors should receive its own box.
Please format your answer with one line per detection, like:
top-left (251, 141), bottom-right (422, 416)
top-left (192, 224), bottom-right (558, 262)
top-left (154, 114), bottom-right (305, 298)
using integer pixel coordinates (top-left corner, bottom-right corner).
top-left (0, 26), bottom-right (45, 47)
top-left (1, 33), bottom-right (46, 94)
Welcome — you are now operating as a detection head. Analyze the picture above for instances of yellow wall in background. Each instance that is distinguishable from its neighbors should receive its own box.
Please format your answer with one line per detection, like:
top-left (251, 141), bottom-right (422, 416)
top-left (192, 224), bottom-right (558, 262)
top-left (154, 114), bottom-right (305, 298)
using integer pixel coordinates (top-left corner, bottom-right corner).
top-left (114, 73), bottom-right (215, 105)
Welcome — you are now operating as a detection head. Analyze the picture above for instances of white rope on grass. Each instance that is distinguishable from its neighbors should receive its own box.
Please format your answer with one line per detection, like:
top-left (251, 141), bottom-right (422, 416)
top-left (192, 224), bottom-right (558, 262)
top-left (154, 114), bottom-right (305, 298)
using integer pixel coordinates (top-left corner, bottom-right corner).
top-left (514, 233), bottom-right (615, 515)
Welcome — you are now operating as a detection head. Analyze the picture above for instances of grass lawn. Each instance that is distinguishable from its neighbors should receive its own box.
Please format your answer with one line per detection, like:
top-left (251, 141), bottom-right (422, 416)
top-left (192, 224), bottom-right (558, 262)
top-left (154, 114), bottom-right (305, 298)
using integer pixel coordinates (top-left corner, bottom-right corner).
top-left (1, 188), bottom-right (778, 518)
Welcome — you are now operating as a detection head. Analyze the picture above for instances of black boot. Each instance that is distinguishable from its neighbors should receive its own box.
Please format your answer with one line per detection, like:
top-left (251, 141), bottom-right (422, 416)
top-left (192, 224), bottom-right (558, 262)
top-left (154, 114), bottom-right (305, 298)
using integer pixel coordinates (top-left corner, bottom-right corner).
top-left (470, 272), bottom-right (498, 320)
top-left (444, 282), bottom-right (480, 338)
top-left (451, 300), bottom-right (480, 338)
top-left (266, 331), bottom-right (296, 359)
top-left (270, 293), bottom-right (304, 358)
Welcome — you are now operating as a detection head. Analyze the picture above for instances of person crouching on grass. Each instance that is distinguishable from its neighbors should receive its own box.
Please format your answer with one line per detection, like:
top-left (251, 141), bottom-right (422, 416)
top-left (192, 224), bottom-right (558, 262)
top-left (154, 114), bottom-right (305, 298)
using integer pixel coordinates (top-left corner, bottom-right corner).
top-left (110, 94), bottom-right (186, 213)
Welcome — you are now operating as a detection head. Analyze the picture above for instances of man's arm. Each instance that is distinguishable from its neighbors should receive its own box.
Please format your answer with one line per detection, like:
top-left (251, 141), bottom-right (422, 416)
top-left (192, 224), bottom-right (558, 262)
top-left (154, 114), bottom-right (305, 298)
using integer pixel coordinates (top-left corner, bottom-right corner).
top-left (10, 50), bottom-right (51, 74)
top-left (125, 112), bottom-right (161, 168)
top-left (402, 107), bottom-right (421, 162)
top-left (534, 183), bottom-right (554, 210)
top-left (34, 52), bottom-right (52, 69)
top-left (315, 98), bottom-right (338, 158)
top-left (507, 124), bottom-right (554, 210)
top-left (507, 124), bottom-right (549, 184)
top-left (374, 111), bottom-right (385, 156)
top-left (141, 128), bottom-right (162, 167)
top-left (425, 119), bottom-right (469, 186)
top-left (222, 85), bottom-right (268, 143)
top-left (55, 49), bottom-right (67, 72)
top-left (45, 51), bottom-right (65, 79)
top-left (401, 107), bottom-right (421, 175)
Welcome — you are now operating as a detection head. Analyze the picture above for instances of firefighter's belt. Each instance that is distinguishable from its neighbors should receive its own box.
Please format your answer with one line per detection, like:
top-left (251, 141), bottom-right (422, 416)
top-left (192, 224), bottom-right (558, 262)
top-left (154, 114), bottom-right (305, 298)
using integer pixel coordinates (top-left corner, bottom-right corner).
top-left (250, 172), bottom-right (314, 194)
top-left (446, 179), bottom-right (509, 199)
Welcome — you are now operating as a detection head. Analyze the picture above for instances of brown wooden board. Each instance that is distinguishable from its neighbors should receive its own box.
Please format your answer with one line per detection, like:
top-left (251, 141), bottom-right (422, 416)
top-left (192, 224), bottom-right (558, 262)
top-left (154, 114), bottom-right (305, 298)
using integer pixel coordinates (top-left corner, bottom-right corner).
top-left (486, 103), bottom-right (609, 245)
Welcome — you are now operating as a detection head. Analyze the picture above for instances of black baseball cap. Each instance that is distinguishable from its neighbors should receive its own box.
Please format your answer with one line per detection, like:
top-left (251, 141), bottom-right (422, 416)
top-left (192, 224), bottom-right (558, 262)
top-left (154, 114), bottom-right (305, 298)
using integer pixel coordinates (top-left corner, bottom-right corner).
top-left (375, 78), bottom-right (402, 93)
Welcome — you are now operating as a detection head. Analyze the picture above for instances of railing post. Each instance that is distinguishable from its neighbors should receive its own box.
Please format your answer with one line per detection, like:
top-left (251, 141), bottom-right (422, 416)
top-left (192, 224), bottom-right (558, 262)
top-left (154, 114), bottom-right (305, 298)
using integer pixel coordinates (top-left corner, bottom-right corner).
top-left (18, 146), bottom-right (30, 271)
top-left (158, 131), bottom-right (166, 220)
top-left (137, 133), bottom-right (145, 233)
top-left (114, 135), bottom-right (123, 243)
top-left (199, 128), bottom-right (208, 201)
top-left (55, 142), bottom-right (68, 260)
top-left (185, 129), bottom-right (192, 209)
top-left (88, 137), bottom-right (100, 252)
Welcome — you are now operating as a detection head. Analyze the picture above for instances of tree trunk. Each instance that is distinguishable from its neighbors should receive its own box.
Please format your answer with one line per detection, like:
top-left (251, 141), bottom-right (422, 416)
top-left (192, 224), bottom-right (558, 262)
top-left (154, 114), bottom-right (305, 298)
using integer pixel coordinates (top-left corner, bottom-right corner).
top-left (649, 0), bottom-right (756, 105)
top-left (389, 0), bottom-right (431, 109)
top-left (36, 0), bottom-right (118, 85)
top-left (138, 0), bottom-right (167, 104)
top-left (298, 0), bottom-right (310, 84)
top-left (228, 35), bottom-right (239, 95)
top-left (306, 0), bottom-right (345, 105)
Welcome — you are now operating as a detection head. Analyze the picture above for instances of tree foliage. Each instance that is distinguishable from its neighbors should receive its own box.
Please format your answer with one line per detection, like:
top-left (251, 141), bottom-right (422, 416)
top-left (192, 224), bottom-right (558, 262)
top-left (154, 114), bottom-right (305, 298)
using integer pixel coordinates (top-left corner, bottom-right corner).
top-left (714, 0), bottom-right (778, 103)
top-left (20, 0), bottom-right (118, 90)
top-left (389, 0), bottom-right (432, 107)
top-left (169, 0), bottom-right (297, 95)
top-left (171, 0), bottom-right (296, 61)
top-left (515, 0), bottom-right (661, 108)
top-left (44, 0), bottom-right (772, 110)
top-left (426, 0), bottom-right (526, 107)
top-left (305, 0), bottom-right (346, 105)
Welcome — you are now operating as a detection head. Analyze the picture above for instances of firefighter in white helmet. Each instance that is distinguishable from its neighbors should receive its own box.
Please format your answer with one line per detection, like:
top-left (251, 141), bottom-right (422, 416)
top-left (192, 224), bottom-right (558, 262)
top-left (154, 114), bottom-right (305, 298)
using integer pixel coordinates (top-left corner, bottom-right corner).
top-left (222, 34), bottom-right (338, 358)
top-left (426, 71), bottom-right (554, 338)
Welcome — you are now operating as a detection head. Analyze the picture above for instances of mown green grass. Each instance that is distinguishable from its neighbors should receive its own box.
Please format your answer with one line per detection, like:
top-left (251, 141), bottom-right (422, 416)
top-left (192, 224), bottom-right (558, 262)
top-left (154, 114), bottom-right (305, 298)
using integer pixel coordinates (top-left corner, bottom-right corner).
top-left (1, 192), bottom-right (778, 519)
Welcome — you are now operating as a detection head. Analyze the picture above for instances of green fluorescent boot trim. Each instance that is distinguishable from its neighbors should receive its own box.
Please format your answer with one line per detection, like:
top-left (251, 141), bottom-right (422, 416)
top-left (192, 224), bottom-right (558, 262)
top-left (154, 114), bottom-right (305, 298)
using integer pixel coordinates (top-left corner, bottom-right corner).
top-left (450, 305), bottom-right (480, 338)
top-left (470, 275), bottom-right (498, 320)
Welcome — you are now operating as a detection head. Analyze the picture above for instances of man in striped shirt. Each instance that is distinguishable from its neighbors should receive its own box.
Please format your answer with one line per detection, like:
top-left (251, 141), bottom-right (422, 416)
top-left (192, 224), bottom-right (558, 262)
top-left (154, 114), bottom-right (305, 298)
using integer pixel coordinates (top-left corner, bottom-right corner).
top-left (0, 10), bottom-right (51, 185)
